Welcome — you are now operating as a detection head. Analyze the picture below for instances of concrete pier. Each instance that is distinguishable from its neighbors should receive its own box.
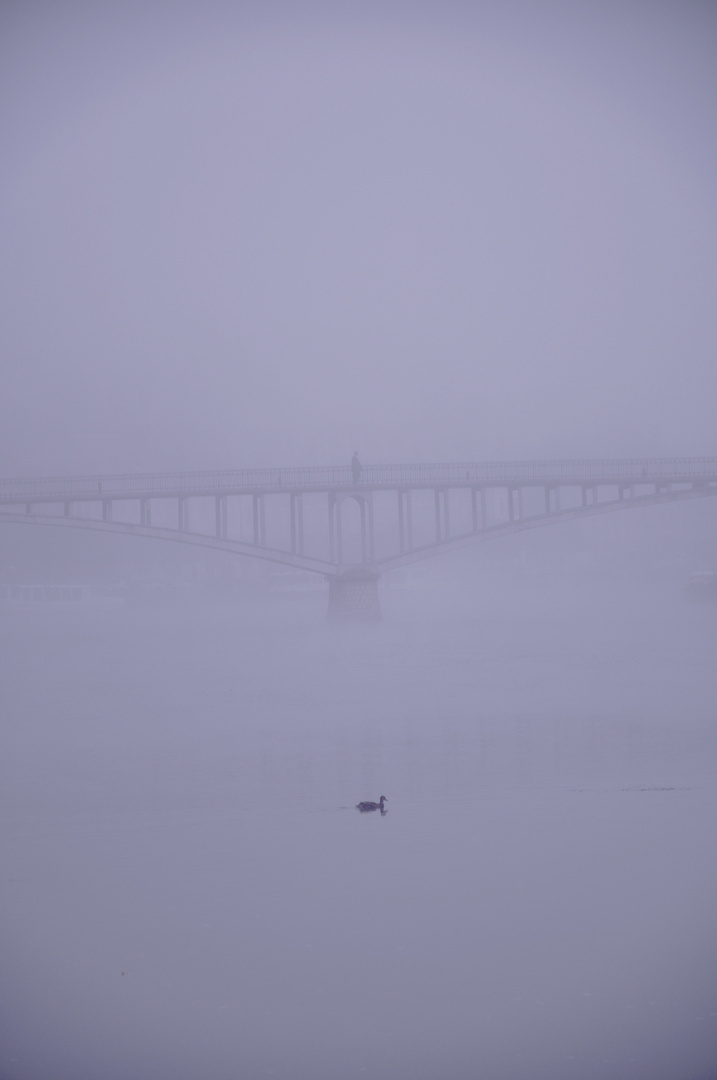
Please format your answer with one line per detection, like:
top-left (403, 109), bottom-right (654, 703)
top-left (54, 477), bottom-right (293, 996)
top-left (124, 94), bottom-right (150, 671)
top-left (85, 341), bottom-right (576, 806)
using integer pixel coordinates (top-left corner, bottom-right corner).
top-left (327, 567), bottom-right (381, 621)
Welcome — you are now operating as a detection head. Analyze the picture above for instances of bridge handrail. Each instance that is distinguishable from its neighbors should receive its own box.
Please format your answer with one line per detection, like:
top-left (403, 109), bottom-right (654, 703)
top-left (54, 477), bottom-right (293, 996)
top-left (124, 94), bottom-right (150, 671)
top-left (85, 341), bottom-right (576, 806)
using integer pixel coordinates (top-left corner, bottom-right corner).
top-left (1, 457), bottom-right (716, 501)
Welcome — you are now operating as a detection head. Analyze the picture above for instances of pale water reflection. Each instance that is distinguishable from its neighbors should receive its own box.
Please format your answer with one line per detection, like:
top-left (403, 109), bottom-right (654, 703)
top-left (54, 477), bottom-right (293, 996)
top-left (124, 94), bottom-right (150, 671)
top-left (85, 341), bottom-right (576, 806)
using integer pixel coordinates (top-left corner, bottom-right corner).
top-left (1, 572), bottom-right (716, 1079)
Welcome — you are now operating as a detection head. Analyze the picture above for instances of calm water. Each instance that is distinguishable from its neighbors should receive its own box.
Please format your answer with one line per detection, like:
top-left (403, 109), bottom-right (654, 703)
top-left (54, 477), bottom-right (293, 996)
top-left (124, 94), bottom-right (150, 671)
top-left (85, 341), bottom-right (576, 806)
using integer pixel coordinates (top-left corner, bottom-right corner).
top-left (1, 570), bottom-right (716, 1080)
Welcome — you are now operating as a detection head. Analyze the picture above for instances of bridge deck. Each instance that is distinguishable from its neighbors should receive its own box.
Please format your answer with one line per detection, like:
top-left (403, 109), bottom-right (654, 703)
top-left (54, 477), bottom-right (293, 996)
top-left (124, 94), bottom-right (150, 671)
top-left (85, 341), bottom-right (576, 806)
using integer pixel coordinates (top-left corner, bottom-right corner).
top-left (2, 457), bottom-right (716, 504)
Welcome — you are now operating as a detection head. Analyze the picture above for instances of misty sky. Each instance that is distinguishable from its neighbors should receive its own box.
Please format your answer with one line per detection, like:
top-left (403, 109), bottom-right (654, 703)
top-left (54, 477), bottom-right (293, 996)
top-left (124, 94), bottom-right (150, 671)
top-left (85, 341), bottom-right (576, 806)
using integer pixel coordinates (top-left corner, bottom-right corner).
top-left (1, 1), bottom-right (716, 476)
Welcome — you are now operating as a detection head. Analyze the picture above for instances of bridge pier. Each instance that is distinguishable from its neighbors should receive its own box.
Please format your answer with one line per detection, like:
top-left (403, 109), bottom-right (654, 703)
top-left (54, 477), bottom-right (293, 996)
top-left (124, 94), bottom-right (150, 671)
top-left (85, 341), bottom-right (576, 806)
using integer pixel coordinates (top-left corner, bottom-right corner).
top-left (327, 567), bottom-right (381, 622)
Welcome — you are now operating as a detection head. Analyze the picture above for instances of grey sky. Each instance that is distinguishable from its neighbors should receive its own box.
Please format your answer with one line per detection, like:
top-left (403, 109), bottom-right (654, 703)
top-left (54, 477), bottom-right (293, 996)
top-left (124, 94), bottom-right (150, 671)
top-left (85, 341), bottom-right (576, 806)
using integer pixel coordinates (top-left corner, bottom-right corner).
top-left (2, 1), bottom-right (716, 476)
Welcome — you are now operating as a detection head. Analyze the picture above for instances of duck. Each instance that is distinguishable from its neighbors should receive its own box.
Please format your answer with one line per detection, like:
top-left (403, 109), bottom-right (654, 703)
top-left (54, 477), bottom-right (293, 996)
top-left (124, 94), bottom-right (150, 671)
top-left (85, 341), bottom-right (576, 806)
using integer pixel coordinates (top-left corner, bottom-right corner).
top-left (356, 795), bottom-right (388, 813)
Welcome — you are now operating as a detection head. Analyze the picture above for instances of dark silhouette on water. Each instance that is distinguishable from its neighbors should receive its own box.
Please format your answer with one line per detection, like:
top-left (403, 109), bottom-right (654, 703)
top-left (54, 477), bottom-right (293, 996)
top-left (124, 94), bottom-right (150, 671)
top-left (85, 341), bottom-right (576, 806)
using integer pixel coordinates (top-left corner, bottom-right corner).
top-left (356, 795), bottom-right (387, 813)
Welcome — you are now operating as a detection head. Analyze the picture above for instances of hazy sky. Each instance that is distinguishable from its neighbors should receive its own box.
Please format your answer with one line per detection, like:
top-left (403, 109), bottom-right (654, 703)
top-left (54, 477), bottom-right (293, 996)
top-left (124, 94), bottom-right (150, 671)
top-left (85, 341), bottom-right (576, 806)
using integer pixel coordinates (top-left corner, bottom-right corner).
top-left (2, 1), bottom-right (716, 476)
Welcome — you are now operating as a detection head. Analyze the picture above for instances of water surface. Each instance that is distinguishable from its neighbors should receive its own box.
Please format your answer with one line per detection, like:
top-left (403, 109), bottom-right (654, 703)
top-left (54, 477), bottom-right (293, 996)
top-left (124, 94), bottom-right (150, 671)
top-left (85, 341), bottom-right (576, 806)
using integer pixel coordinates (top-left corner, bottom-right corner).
top-left (1, 571), bottom-right (716, 1079)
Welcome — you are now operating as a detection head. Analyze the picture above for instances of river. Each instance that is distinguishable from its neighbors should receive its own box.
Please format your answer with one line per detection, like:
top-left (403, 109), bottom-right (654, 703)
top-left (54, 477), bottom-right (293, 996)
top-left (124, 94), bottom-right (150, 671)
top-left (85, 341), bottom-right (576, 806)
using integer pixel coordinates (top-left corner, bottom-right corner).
top-left (1, 567), bottom-right (716, 1079)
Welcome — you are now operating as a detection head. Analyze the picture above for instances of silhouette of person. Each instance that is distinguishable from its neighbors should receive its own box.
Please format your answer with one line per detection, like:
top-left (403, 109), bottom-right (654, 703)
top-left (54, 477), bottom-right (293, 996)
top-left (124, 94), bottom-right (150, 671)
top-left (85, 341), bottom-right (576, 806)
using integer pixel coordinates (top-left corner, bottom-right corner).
top-left (351, 452), bottom-right (362, 484)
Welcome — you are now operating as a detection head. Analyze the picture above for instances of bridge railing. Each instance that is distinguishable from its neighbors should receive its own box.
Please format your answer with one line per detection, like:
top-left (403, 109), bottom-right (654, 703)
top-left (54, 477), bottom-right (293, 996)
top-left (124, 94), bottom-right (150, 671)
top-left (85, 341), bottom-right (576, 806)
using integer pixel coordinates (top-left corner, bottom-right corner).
top-left (1, 458), bottom-right (716, 503)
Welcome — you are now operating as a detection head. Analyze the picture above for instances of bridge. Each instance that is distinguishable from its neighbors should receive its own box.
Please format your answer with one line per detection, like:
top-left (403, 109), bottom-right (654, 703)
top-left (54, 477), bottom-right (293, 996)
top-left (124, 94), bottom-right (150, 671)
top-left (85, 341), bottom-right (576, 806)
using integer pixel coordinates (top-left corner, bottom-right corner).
top-left (2, 458), bottom-right (716, 617)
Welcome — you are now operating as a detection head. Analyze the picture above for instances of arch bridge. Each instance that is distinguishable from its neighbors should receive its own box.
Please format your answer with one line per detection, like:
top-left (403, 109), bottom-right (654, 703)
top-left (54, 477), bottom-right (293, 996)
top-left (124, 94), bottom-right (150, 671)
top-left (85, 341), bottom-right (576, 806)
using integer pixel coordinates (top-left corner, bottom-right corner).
top-left (1, 458), bottom-right (716, 617)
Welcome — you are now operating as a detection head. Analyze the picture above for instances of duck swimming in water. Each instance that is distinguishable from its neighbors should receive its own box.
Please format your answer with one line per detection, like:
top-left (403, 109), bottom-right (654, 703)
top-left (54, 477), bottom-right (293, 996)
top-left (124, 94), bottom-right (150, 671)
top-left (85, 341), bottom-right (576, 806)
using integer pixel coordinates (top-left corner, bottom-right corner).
top-left (356, 795), bottom-right (387, 813)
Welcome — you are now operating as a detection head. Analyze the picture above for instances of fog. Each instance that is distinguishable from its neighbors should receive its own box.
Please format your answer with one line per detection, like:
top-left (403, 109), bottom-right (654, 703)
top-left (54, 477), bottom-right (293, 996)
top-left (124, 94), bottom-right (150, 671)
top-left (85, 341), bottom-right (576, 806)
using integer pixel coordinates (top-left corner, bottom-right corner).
top-left (2, 3), bottom-right (717, 1080)
top-left (1, 1), bottom-right (716, 473)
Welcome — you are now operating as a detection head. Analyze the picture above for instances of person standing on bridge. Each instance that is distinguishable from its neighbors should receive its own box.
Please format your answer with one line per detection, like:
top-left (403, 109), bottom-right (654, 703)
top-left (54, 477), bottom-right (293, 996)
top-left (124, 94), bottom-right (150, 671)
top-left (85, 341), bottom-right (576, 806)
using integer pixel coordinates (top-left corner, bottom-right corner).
top-left (351, 451), bottom-right (362, 484)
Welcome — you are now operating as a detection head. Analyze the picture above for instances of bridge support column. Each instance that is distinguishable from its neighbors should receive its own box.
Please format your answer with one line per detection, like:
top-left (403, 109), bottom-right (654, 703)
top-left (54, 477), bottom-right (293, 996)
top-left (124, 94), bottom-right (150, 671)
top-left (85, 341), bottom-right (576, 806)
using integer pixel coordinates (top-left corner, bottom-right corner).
top-left (355, 493), bottom-right (375, 562)
top-left (360, 500), bottom-right (367, 561)
top-left (102, 500), bottom-right (112, 523)
top-left (141, 499), bottom-right (152, 527)
top-left (509, 487), bottom-right (523, 521)
top-left (296, 494), bottom-right (305, 555)
top-left (290, 494), bottom-right (296, 553)
top-left (253, 494), bottom-right (265, 546)
top-left (434, 489), bottom-right (449, 542)
top-left (397, 490), bottom-right (413, 552)
top-left (472, 487), bottom-right (488, 531)
top-left (177, 497), bottom-right (187, 531)
top-left (328, 494), bottom-right (336, 563)
top-left (214, 496), bottom-right (227, 539)
top-left (327, 567), bottom-right (381, 622)
top-left (64, 501), bottom-right (71, 518)
top-left (337, 498), bottom-right (344, 566)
